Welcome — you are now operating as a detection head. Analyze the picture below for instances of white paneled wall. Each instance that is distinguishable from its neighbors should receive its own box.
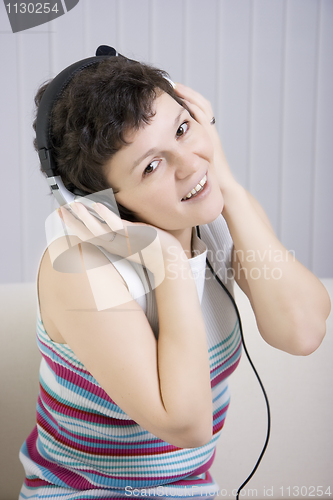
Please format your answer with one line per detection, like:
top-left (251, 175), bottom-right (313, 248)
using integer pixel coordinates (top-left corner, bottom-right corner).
top-left (0, 0), bottom-right (332, 283)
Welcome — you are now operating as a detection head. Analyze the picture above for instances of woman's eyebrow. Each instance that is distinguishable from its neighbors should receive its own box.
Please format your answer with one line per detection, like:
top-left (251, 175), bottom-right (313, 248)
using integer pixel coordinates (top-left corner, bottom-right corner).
top-left (130, 108), bottom-right (186, 172)
top-left (130, 147), bottom-right (157, 172)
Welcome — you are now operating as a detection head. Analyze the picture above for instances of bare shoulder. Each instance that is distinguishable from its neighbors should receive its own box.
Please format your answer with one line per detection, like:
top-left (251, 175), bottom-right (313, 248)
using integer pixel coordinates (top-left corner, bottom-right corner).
top-left (38, 237), bottom-right (129, 342)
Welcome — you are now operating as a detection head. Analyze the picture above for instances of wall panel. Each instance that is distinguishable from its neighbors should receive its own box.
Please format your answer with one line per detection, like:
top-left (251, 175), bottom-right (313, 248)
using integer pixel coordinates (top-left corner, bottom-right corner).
top-left (249, 0), bottom-right (285, 233)
top-left (84, 0), bottom-right (118, 56)
top-left (280, 0), bottom-right (319, 267)
top-left (18, 34), bottom-right (54, 281)
top-left (183, 0), bottom-right (218, 104)
top-left (117, 0), bottom-right (151, 62)
top-left (49, 0), bottom-right (87, 72)
top-left (312, 0), bottom-right (333, 277)
top-left (217, 0), bottom-right (252, 188)
top-left (149, 0), bottom-right (184, 82)
top-left (0, 33), bottom-right (22, 282)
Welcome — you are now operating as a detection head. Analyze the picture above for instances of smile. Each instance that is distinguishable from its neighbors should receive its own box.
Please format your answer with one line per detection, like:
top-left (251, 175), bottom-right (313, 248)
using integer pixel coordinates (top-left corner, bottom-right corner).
top-left (181, 174), bottom-right (207, 201)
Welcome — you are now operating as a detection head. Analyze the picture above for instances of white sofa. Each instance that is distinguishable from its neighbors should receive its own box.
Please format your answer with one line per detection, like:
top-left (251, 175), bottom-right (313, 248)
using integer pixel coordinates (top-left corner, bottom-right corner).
top-left (0, 281), bottom-right (332, 500)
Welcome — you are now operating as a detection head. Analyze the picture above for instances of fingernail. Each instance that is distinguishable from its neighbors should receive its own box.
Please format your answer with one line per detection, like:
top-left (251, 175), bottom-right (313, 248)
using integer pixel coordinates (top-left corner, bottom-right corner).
top-left (57, 208), bottom-right (64, 220)
top-left (70, 202), bottom-right (79, 212)
top-left (92, 202), bottom-right (103, 211)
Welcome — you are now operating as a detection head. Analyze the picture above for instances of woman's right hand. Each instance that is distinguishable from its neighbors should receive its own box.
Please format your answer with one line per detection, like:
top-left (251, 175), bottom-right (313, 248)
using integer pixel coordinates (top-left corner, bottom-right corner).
top-left (59, 201), bottom-right (181, 280)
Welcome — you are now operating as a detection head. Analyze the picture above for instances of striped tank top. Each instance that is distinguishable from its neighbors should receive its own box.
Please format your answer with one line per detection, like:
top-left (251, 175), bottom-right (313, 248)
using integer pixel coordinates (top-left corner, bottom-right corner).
top-left (19, 215), bottom-right (242, 499)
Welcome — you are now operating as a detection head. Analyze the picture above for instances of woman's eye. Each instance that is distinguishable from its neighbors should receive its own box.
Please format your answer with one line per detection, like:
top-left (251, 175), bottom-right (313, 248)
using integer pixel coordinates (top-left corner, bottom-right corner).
top-left (143, 160), bottom-right (159, 176)
top-left (176, 121), bottom-right (189, 137)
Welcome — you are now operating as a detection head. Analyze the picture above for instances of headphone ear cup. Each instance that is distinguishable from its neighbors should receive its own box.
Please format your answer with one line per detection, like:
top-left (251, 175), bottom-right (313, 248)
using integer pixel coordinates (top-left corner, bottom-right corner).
top-left (71, 186), bottom-right (91, 198)
top-left (73, 188), bottom-right (120, 218)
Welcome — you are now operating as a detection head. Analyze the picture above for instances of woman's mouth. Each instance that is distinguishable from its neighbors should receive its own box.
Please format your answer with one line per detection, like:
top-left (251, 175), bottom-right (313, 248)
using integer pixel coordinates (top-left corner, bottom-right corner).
top-left (181, 174), bottom-right (207, 201)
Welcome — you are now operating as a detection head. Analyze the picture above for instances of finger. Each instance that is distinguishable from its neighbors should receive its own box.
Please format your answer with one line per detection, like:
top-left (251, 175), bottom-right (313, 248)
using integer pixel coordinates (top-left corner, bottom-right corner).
top-left (93, 202), bottom-right (124, 231)
top-left (182, 99), bottom-right (211, 126)
top-left (70, 202), bottom-right (114, 237)
top-left (59, 206), bottom-right (95, 242)
top-left (174, 83), bottom-right (213, 115)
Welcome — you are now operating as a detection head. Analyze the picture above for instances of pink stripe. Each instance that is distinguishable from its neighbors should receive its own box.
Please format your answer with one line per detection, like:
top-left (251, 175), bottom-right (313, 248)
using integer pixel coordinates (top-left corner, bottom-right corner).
top-left (214, 402), bottom-right (230, 422)
top-left (190, 450), bottom-right (215, 476)
top-left (24, 477), bottom-right (51, 488)
top-left (38, 410), bottom-right (179, 457)
top-left (39, 386), bottom-right (135, 426)
top-left (38, 335), bottom-right (91, 376)
top-left (210, 340), bottom-right (242, 376)
top-left (25, 427), bottom-right (94, 489)
top-left (211, 344), bottom-right (242, 388)
top-left (26, 426), bottom-right (216, 486)
top-left (38, 398), bottom-right (173, 450)
top-left (114, 453), bottom-right (216, 484)
top-left (213, 417), bottom-right (226, 435)
top-left (41, 355), bottom-right (118, 407)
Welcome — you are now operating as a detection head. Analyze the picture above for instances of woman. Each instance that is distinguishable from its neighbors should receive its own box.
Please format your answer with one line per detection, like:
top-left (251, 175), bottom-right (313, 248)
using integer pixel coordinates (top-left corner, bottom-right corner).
top-left (19, 49), bottom-right (330, 499)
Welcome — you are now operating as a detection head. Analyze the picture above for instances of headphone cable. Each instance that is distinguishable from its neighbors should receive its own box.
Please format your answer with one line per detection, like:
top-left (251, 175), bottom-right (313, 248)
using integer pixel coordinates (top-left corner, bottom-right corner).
top-left (196, 226), bottom-right (271, 499)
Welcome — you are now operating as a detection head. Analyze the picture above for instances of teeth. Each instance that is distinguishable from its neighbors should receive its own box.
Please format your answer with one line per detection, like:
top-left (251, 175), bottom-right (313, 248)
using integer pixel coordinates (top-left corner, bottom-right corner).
top-left (182, 175), bottom-right (207, 201)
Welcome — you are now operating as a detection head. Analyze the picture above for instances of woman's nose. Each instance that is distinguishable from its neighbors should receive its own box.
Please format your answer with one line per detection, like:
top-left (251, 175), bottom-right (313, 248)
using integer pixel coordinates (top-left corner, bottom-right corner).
top-left (173, 149), bottom-right (201, 180)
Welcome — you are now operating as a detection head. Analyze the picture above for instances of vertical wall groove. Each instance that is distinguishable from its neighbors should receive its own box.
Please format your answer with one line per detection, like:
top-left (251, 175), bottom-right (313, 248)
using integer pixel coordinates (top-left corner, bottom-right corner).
top-left (278, 0), bottom-right (289, 240)
top-left (215, 0), bottom-right (221, 128)
top-left (277, 0), bottom-right (287, 241)
top-left (17, 33), bottom-right (24, 281)
top-left (310, 0), bottom-right (322, 271)
top-left (148, 0), bottom-right (154, 63)
top-left (182, 0), bottom-right (189, 85)
top-left (83, 0), bottom-right (89, 56)
top-left (50, 15), bottom-right (56, 75)
top-left (116, 0), bottom-right (122, 54)
top-left (246, 0), bottom-right (254, 191)
top-left (114, 0), bottom-right (119, 51)
top-left (47, 21), bottom-right (52, 78)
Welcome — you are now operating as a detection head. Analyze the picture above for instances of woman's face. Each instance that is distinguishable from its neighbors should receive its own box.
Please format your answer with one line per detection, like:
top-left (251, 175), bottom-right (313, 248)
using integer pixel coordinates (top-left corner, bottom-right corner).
top-left (105, 91), bottom-right (224, 233)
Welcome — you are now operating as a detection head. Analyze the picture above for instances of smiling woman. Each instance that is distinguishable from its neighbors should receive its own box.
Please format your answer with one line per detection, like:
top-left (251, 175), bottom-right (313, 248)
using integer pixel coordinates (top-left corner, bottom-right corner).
top-left (18, 47), bottom-right (331, 500)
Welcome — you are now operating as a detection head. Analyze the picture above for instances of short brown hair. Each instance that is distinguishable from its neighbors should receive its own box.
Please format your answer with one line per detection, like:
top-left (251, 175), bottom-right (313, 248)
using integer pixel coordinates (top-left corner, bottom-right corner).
top-left (33, 57), bottom-right (184, 221)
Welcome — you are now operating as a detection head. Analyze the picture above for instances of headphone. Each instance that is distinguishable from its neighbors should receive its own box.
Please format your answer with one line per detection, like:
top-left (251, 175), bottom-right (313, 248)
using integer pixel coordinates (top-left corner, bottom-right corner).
top-left (36, 46), bottom-right (271, 499)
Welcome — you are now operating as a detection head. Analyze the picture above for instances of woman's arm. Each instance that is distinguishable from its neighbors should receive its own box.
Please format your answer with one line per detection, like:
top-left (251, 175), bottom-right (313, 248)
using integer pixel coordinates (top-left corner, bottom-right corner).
top-left (224, 184), bottom-right (330, 355)
top-left (175, 83), bottom-right (331, 356)
top-left (39, 209), bottom-right (212, 449)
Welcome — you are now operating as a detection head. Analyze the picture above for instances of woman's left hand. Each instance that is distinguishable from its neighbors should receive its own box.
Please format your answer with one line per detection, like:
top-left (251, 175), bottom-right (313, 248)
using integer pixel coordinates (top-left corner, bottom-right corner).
top-left (174, 83), bottom-right (237, 199)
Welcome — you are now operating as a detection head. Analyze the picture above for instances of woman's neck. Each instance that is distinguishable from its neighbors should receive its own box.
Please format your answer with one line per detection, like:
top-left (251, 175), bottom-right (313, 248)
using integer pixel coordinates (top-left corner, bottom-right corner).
top-left (167, 227), bottom-right (193, 259)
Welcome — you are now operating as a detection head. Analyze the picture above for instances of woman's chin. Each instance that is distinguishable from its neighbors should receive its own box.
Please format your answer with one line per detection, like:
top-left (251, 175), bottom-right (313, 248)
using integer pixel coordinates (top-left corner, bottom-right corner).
top-left (198, 191), bottom-right (224, 225)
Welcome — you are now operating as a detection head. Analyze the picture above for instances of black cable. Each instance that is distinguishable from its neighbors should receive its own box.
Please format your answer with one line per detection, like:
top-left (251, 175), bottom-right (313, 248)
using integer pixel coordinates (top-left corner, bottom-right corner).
top-left (196, 226), bottom-right (271, 500)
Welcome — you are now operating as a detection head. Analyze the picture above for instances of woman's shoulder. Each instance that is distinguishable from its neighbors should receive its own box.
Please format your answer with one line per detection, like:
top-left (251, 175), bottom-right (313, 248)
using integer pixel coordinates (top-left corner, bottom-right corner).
top-left (38, 238), bottom-right (128, 343)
